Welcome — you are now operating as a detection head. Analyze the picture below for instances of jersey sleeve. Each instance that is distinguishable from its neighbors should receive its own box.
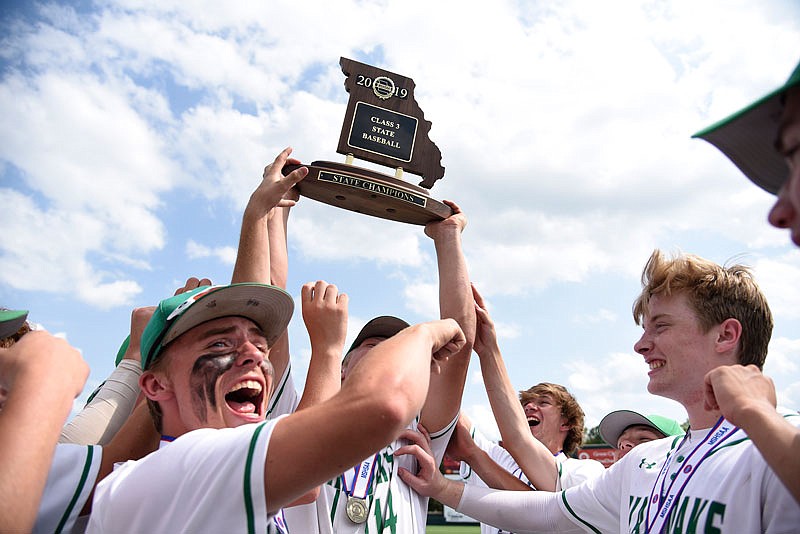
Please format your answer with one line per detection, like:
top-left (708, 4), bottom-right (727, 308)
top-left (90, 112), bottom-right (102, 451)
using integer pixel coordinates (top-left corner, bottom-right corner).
top-left (88, 418), bottom-right (284, 534)
top-left (557, 454), bottom-right (628, 532)
top-left (761, 409), bottom-right (800, 532)
top-left (459, 424), bottom-right (488, 488)
top-left (266, 361), bottom-right (298, 419)
top-left (556, 458), bottom-right (606, 491)
top-left (428, 413), bottom-right (458, 465)
top-left (34, 443), bottom-right (102, 534)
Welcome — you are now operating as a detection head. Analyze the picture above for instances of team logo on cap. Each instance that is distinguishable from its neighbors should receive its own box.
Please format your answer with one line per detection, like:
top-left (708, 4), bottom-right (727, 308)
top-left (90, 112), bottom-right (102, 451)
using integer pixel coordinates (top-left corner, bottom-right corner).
top-left (167, 286), bottom-right (220, 320)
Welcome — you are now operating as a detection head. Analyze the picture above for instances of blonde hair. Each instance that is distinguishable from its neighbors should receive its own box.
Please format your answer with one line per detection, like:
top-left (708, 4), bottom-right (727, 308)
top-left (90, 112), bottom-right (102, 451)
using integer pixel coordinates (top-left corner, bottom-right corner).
top-left (632, 250), bottom-right (773, 368)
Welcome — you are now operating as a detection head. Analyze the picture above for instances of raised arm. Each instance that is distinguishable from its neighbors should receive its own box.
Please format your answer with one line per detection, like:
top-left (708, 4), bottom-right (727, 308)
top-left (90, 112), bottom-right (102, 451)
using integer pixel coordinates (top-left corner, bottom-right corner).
top-left (396, 428), bottom-right (578, 533)
top-left (264, 318), bottom-right (466, 513)
top-left (704, 364), bottom-right (800, 503)
top-left (0, 331), bottom-right (89, 532)
top-left (295, 281), bottom-right (347, 410)
top-left (231, 147), bottom-right (307, 285)
top-left (231, 147), bottom-right (307, 384)
top-left (471, 284), bottom-right (559, 491)
top-left (60, 306), bottom-right (154, 445)
top-left (447, 413), bottom-right (532, 491)
top-left (421, 200), bottom-right (476, 432)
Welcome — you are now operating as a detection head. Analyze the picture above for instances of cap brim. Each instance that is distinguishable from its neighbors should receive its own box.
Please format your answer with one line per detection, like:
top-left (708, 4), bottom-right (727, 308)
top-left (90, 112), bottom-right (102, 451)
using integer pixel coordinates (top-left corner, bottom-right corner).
top-left (0, 310), bottom-right (28, 340)
top-left (115, 336), bottom-right (131, 366)
top-left (347, 315), bottom-right (410, 354)
top-left (163, 284), bottom-right (294, 349)
top-left (598, 410), bottom-right (658, 447)
top-left (693, 65), bottom-right (800, 195)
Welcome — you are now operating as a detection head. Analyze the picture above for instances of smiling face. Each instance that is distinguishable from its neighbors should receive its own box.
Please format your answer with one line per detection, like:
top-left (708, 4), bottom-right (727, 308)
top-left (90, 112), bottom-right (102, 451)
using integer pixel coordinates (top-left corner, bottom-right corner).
top-left (521, 393), bottom-right (569, 454)
top-left (633, 292), bottom-right (721, 407)
top-left (768, 86), bottom-right (800, 246)
top-left (148, 316), bottom-right (274, 434)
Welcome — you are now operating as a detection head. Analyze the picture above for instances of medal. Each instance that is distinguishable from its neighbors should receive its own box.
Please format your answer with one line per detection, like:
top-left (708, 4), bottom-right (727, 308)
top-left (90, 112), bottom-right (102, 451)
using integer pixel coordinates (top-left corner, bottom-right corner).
top-left (341, 454), bottom-right (378, 525)
top-left (346, 496), bottom-right (369, 523)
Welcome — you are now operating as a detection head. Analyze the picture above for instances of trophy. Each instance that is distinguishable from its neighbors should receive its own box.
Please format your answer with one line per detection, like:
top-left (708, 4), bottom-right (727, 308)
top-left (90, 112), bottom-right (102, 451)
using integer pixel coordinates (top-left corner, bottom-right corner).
top-left (285, 57), bottom-right (452, 225)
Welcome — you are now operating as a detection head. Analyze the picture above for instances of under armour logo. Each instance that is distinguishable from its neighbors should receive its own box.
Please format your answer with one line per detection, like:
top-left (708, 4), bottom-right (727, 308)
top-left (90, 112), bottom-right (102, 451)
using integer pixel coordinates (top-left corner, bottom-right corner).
top-left (639, 459), bottom-right (657, 469)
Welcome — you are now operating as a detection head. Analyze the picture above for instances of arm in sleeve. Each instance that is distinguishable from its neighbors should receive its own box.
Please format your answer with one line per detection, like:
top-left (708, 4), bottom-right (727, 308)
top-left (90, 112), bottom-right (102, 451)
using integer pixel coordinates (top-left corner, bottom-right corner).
top-left (60, 360), bottom-right (141, 445)
top-left (457, 484), bottom-right (581, 533)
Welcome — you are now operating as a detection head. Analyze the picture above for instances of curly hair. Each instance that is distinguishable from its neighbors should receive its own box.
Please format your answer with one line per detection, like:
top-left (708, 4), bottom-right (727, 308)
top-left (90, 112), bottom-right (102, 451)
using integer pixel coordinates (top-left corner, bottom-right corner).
top-left (632, 250), bottom-right (773, 368)
top-left (519, 382), bottom-right (585, 456)
top-left (0, 318), bottom-right (31, 348)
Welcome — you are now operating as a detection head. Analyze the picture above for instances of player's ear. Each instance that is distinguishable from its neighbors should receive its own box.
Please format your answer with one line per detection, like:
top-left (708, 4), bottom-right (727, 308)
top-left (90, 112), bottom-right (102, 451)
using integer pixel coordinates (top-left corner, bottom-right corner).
top-left (140, 370), bottom-right (174, 401)
top-left (715, 318), bottom-right (742, 355)
top-left (560, 416), bottom-right (570, 431)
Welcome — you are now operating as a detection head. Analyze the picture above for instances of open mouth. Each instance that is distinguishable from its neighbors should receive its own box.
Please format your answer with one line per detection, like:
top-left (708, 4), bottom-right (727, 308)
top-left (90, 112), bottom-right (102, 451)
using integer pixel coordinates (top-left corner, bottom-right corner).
top-left (225, 380), bottom-right (264, 416)
top-left (648, 360), bottom-right (665, 370)
top-left (527, 416), bottom-right (540, 427)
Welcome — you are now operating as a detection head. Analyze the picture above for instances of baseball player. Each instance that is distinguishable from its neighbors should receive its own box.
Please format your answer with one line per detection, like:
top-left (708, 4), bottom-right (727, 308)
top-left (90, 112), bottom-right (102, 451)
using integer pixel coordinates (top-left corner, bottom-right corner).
top-left (599, 409), bottom-right (684, 459)
top-left (397, 250), bottom-right (800, 532)
top-left (448, 284), bottom-right (603, 534)
top-left (0, 310), bottom-right (95, 533)
top-left (282, 197), bottom-right (476, 533)
top-left (85, 280), bottom-right (465, 532)
top-left (694, 58), bottom-right (800, 503)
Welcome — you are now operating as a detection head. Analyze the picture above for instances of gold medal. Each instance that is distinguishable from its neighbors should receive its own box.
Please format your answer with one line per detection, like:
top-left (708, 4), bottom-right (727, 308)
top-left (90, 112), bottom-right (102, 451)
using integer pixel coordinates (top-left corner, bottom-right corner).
top-left (346, 496), bottom-right (369, 524)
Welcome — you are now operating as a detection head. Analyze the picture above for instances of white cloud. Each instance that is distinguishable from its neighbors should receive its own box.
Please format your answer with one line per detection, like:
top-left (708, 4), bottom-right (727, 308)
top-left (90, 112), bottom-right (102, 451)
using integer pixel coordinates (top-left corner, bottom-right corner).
top-left (463, 401), bottom-right (501, 443)
top-left (0, 190), bottom-right (143, 308)
top-left (565, 352), bottom-right (688, 428)
top-left (185, 239), bottom-right (237, 265)
top-left (753, 252), bottom-right (800, 320)
top-left (573, 308), bottom-right (618, 324)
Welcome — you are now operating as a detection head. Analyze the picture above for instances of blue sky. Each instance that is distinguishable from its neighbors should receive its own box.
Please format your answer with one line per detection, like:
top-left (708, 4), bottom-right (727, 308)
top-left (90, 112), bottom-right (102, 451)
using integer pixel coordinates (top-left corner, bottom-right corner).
top-left (1, 0), bottom-right (800, 440)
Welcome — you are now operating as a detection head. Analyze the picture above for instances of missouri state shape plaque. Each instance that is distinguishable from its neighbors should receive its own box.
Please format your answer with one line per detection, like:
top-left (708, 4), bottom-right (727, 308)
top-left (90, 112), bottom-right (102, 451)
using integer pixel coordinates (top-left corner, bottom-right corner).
top-left (285, 57), bottom-right (451, 225)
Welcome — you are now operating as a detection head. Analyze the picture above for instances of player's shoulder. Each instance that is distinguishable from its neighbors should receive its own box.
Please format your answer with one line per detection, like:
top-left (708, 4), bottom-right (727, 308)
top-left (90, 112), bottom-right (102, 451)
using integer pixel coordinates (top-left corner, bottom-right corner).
top-left (558, 456), bottom-right (606, 489)
top-left (777, 406), bottom-right (800, 427)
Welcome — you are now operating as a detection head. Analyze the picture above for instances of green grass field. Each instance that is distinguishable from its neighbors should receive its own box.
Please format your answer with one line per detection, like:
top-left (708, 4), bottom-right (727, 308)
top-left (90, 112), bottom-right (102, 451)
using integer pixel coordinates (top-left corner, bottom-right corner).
top-left (426, 525), bottom-right (480, 533)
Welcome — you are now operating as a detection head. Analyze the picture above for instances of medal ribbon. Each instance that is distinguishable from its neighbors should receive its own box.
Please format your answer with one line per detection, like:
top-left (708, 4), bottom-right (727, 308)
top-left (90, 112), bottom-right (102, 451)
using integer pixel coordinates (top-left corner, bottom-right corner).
top-left (644, 417), bottom-right (739, 533)
top-left (342, 454), bottom-right (379, 500)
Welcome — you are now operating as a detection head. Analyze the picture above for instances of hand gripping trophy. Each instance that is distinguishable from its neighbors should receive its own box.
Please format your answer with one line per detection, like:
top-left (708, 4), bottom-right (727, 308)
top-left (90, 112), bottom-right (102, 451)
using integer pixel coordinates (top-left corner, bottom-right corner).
top-left (285, 57), bottom-right (452, 225)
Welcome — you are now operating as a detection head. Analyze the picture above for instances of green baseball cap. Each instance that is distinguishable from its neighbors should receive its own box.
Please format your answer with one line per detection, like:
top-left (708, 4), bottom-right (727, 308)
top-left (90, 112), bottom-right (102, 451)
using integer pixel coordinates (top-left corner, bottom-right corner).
top-left (599, 409), bottom-right (684, 447)
top-left (693, 59), bottom-right (800, 194)
top-left (115, 336), bottom-right (130, 366)
top-left (0, 309), bottom-right (28, 340)
top-left (140, 283), bottom-right (294, 370)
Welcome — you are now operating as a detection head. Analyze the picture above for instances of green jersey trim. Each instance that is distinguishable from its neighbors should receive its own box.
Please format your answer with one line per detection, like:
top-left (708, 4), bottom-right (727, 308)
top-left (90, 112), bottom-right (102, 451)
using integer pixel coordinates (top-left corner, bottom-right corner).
top-left (244, 422), bottom-right (268, 534)
top-left (266, 362), bottom-right (291, 418)
top-left (561, 490), bottom-right (602, 533)
top-left (428, 413), bottom-right (458, 440)
top-left (54, 445), bottom-right (95, 534)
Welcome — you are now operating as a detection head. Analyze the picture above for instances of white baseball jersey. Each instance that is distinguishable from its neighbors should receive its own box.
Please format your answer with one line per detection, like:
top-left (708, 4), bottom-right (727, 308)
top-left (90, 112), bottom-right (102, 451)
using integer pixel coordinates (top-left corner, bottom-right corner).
top-left (558, 409), bottom-right (800, 533)
top-left (282, 415), bottom-right (458, 534)
top-left (87, 418), bottom-right (285, 534)
top-left (460, 426), bottom-right (604, 534)
top-left (266, 361), bottom-right (299, 419)
top-left (34, 443), bottom-right (101, 534)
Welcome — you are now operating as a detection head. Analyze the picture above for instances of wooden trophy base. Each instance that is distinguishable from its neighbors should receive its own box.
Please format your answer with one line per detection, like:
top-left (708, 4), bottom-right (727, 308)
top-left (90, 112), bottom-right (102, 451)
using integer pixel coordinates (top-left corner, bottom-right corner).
top-left (285, 161), bottom-right (452, 225)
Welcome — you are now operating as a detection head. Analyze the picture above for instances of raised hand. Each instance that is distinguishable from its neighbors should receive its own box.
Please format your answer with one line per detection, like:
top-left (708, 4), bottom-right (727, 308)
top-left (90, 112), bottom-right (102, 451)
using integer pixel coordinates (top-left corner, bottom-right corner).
top-left (249, 147), bottom-right (308, 218)
top-left (428, 318), bottom-right (467, 368)
top-left (301, 280), bottom-right (348, 357)
top-left (704, 364), bottom-right (777, 425)
top-left (472, 283), bottom-right (499, 357)
top-left (424, 200), bottom-right (467, 241)
top-left (174, 277), bottom-right (212, 295)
